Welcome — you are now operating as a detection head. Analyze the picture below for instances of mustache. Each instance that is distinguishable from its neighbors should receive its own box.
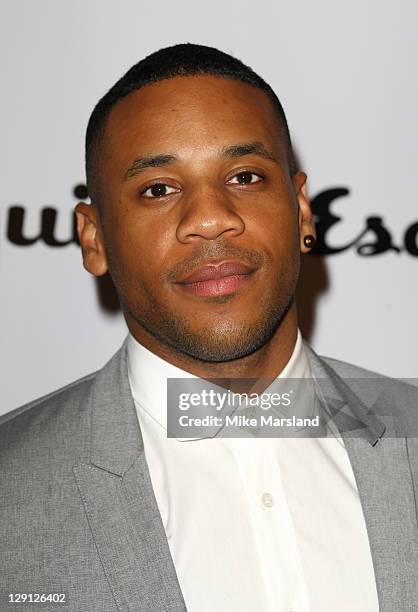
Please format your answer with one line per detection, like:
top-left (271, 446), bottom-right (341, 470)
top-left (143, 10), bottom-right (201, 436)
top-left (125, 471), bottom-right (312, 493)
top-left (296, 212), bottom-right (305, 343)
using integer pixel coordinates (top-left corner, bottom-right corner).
top-left (164, 241), bottom-right (266, 283)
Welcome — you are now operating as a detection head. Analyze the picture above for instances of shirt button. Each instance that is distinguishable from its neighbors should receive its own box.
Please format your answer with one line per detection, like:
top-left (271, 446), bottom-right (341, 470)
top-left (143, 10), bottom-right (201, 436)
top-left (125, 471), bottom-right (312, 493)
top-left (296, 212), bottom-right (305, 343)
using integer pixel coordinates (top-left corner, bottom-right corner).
top-left (261, 492), bottom-right (274, 508)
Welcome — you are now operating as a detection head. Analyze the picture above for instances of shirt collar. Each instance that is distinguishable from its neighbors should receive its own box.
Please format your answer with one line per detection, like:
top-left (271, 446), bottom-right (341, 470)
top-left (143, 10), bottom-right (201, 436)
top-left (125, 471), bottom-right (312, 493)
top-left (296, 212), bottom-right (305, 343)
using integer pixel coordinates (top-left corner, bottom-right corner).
top-left (127, 329), bottom-right (310, 433)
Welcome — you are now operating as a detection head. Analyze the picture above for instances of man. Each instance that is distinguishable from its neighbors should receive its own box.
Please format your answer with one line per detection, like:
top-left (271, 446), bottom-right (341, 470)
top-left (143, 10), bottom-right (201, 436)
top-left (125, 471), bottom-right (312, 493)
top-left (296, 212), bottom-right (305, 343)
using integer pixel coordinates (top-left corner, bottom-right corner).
top-left (1, 44), bottom-right (417, 612)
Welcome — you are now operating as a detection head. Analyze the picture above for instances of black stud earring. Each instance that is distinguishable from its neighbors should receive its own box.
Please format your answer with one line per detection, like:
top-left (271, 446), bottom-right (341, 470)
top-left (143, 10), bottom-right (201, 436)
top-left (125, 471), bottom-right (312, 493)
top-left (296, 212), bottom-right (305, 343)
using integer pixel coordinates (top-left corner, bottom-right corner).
top-left (303, 235), bottom-right (316, 249)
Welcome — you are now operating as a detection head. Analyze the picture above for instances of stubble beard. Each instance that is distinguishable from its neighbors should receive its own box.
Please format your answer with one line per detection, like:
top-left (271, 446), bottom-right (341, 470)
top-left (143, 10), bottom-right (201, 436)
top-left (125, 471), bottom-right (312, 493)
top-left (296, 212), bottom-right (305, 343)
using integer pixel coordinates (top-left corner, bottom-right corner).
top-left (123, 269), bottom-right (298, 363)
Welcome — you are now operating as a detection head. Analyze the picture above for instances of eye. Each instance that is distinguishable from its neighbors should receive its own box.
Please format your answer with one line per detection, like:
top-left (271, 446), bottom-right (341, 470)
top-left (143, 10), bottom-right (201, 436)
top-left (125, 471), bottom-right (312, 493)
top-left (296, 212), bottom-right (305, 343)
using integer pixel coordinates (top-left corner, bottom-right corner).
top-left (227, 171), bottom-right (264, 185)
top-left (141, 183), bottom-right (180, 198)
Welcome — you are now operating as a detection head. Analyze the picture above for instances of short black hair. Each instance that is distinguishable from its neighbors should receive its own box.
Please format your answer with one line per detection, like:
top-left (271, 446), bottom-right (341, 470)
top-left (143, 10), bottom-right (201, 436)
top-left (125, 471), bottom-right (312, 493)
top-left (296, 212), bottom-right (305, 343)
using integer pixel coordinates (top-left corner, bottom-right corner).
top-left (85, 43), bottom-right (295, 205)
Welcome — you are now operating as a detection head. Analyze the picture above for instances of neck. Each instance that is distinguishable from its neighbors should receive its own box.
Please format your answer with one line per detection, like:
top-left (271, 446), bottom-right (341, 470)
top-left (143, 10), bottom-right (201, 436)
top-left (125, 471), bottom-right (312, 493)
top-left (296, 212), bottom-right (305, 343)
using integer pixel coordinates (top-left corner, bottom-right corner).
top-left (126, 305), bottom-right (299, 390)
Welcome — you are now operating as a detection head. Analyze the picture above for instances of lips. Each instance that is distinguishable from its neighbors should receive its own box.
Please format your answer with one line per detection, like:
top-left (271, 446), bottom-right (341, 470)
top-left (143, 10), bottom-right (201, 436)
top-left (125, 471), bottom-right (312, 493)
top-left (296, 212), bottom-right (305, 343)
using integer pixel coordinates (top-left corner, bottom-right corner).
top-left (175, 260), bottom-right (256, 298)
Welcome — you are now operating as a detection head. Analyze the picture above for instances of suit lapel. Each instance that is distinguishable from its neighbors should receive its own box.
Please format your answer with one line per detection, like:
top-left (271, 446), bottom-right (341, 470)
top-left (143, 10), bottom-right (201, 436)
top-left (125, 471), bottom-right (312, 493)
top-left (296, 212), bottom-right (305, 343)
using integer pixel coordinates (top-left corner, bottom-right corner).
top-left (342, 433), bottom-right (418, 609)
top-left (306, 345), bottom-right (418, 610)
top-left (73, 341), bottom-right (186, 612)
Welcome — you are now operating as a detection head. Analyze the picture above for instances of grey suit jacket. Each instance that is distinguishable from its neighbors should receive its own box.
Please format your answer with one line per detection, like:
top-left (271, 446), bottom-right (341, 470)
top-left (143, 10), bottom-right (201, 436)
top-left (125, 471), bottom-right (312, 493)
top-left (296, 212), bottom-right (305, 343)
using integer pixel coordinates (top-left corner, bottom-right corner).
top-left (1, 341), bottom-right (418, 611)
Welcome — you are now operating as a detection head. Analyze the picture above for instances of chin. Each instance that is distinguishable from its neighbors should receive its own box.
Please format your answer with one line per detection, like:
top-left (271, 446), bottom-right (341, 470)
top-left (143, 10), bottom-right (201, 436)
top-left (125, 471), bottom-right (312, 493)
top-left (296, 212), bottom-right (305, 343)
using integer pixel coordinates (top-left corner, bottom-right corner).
top-left (172, 319), bottom-right (281, 363)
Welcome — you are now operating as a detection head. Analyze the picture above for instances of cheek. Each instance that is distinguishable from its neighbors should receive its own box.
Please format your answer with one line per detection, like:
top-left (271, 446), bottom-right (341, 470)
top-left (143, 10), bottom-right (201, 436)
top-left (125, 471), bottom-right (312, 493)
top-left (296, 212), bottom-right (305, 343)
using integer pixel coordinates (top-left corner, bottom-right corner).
top-left (248, 205), bottom-right (299, 263)
top-left (110, 220), bottom-right (172, 288)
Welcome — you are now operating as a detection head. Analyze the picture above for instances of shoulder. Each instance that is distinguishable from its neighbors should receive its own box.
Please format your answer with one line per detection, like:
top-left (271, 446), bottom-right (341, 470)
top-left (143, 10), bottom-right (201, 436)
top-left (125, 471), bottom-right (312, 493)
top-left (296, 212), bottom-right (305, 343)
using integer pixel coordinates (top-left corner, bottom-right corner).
top-left (319, 354), bottom-right (388, 379)
top-left (0, 370), bottom-right (99, 466)
top-left (304, 340), bottom-right (406, 382)
top-left (0, 339), bottom-right (128, 469)
top-left (311, 348), bottom-right (418, 428)
top-left (0, 369), bottom-right (98, 426)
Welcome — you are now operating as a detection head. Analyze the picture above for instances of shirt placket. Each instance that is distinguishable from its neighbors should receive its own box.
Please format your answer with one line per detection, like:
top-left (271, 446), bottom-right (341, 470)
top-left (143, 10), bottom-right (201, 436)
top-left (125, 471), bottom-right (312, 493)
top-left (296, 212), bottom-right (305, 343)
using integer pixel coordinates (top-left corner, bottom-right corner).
top-left (230, 438), bottom-right (311, 612)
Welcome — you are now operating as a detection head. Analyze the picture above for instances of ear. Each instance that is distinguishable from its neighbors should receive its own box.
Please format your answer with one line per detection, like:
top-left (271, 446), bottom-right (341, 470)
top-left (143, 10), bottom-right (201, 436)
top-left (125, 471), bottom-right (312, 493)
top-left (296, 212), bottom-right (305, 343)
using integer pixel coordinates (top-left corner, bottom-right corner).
top-left (293, 172), bottom-right (316, 253)
top-left (75, 202), bottom-right (108, 276)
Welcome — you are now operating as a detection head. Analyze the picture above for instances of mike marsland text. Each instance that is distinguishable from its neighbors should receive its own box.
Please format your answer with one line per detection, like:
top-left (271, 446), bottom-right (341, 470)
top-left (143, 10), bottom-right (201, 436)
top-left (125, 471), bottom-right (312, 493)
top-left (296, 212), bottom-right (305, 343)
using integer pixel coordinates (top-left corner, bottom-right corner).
top-left (178, 414), bottom-right (321, 428)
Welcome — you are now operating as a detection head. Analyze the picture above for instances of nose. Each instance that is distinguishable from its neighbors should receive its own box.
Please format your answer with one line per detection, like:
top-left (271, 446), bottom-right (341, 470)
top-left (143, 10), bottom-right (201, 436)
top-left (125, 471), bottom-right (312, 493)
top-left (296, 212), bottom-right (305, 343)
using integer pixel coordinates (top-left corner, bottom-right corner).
top-left (176, 185), bottom-right (245, 244)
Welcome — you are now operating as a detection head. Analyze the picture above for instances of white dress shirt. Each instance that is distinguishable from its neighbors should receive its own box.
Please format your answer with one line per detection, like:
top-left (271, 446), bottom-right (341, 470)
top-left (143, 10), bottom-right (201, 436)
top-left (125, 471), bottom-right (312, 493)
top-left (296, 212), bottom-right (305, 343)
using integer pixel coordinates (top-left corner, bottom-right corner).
top-left (127, 331), bottom-right (379, 612)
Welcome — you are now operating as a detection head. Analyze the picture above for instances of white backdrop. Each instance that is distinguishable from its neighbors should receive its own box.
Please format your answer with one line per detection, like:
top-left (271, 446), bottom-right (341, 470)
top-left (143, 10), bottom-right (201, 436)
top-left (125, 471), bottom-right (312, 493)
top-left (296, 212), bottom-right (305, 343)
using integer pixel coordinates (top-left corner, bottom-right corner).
top-left (1, 0), bottom-right (417, 413)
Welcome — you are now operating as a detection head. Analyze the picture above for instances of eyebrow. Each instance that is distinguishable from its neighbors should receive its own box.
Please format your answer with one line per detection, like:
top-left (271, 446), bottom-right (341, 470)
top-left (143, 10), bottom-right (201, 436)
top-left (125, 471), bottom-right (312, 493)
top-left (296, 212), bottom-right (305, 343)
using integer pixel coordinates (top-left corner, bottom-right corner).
top-left (124, 141), bottom-right (277, 181)
top-left (221, 141), bottom-right (277, 162)
top-left (124, 154), bottom-right (177, 180)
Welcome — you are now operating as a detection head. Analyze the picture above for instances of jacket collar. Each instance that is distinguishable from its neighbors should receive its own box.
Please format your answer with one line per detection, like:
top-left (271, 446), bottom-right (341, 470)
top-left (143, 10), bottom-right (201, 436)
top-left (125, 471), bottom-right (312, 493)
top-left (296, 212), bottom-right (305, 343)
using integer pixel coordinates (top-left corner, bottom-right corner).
top-left (89, 338), bottom-right (143, 476)
top-left (88, 338), bottom-right (387, 479)
top-left (303, 343), bottom-right (387, 446)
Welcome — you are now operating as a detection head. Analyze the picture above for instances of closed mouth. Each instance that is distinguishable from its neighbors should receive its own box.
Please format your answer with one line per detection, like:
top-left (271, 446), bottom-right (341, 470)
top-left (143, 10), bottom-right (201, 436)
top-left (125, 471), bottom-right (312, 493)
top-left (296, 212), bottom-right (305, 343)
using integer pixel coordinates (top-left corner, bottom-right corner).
top-left (175, 260), bottom-right (257, 298)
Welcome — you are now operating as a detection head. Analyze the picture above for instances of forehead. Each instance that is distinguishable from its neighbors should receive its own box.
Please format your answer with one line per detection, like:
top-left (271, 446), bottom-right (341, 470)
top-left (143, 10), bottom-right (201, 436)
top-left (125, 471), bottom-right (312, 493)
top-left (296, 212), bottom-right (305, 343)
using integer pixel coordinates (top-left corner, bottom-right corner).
top-left (103, 75), bottom-right (286, 163)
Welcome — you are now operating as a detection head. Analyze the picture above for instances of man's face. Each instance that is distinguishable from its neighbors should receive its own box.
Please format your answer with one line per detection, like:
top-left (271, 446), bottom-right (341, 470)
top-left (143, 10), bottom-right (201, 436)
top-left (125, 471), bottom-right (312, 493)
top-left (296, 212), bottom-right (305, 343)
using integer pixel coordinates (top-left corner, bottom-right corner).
top-left (84, 75), bottom-right (313, 362)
